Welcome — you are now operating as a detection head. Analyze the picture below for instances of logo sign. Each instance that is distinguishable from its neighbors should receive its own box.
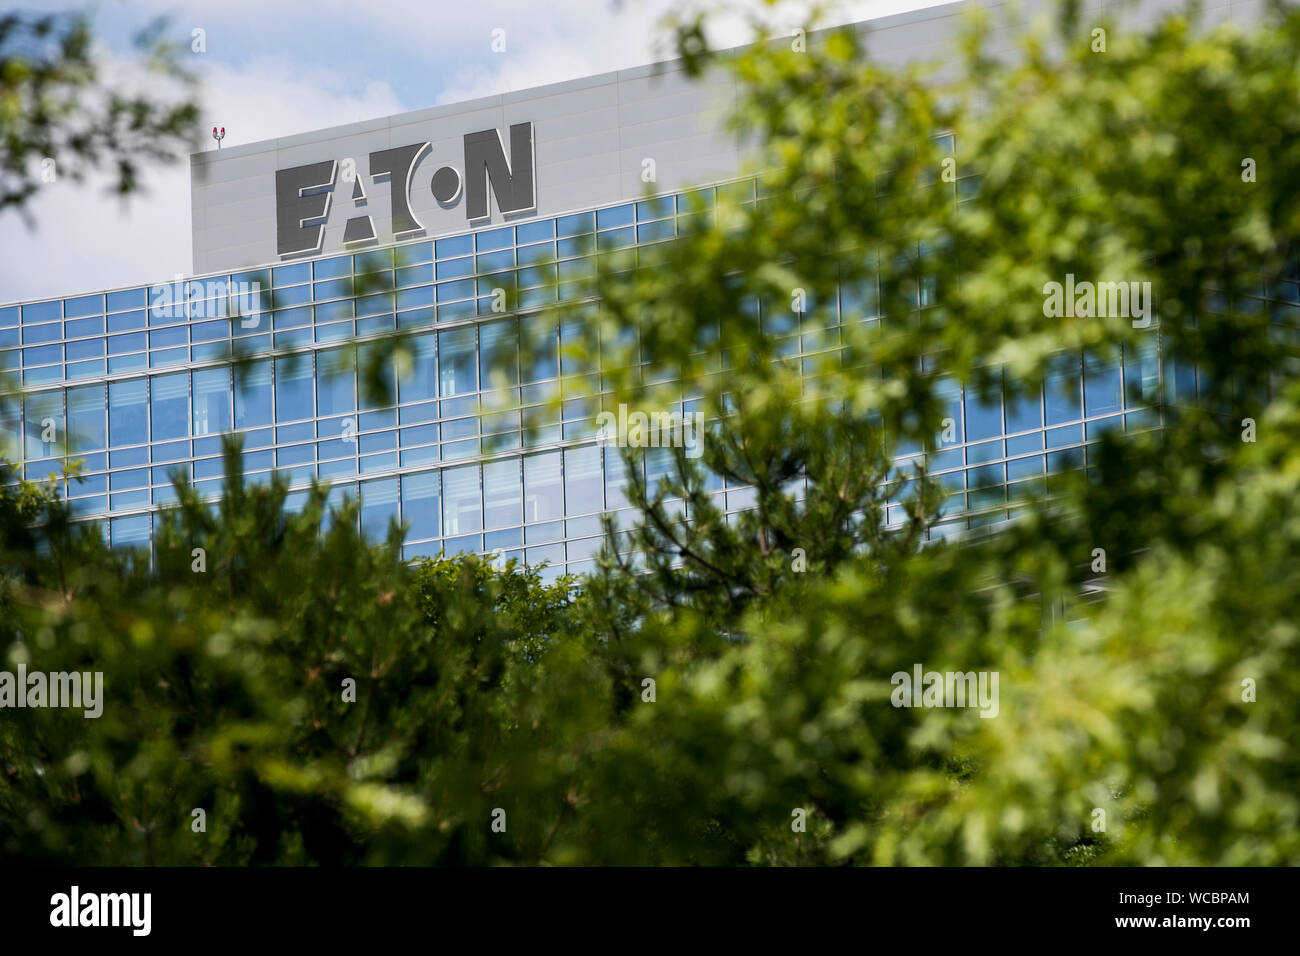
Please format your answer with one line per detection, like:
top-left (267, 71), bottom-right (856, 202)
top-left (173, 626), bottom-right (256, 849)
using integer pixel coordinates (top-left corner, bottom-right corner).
top-left (275, 121), bottom-right (535, 259)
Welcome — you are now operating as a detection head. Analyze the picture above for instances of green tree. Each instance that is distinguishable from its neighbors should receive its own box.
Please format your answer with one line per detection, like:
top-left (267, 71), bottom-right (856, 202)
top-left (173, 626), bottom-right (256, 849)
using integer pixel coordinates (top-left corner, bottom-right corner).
top-left (0, 10), bottom-right (199, 220)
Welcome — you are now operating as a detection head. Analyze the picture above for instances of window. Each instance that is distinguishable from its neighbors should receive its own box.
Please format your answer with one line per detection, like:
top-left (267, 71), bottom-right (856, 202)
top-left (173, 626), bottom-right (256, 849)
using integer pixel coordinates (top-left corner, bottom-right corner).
top-left (524, 451), bottom-right (563, 522)
top-left (1045, 353), bottom-right (1082, 426)
top-left (360, 477), bottom-right (398, 540)
top-left (479, 319), bottom-right (518, 388)
top-left (67, 384), bottom-right (106, 452)
top-left (276, 355), bottom-right (314, 422)
top-left (109, 379), bottom-right (147, 446)
top-left (1084, 355), bottom-right (1122, 417)
top-left (193, 367), bottom-right (231, 435)
top-left (565, 445), bottom-right (603, 515)
top-left (150, 372), bottom-right (190, 441)
top-left (399, 333), bottom-right (437, 404)
top-left (442, 464), bottom-right (481, 535)
top-left (483, 458), bottom-right (521, 530)
top-left (521, 315), bottom-right (558, 383)
top-left (401, 471), bottom-right (439, 541)
top-left (964, 379), bottom-right (1003, 443)
top-left (316, 347), bottom-right (356, 417)
top-left (438, 327), bottom-right (476, 397)
top-left (235, 359), bottom-right (273, 429)
top-left (24, 390), bottom-right (62, 459)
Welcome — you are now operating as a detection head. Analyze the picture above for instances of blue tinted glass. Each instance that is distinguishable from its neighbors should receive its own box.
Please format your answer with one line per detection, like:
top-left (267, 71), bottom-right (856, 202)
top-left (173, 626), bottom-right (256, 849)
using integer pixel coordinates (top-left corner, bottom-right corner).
top-left (23, 344), bottom-right (60, 366)
top-left (396, 286), bottom-right (435, 311)
top-left (315, 300), bottom-right (353, 322)
top-left (476, 226), bottom-right (513, 251)
top-left (597, 226), bottom-right (634, 251)
top-left (477, 249), bottom-right (514, 272)
top-left (109, 379), bottom-right (148, 445)
top-left (396, 240), bottom-right (433, 265)
top-left (111, 514), bottom-right (150, 549)
top-left (150, 372), bottom-right (189, 441)
top-left (316, 348), bottom-right (356, 416)
top-left (442, 464), bottom-right (481, 535)
top-left (65, 316), bottom-right (103, 338)
top-left (0, 305), bottom-right (17, 328)
top-left (557, 212), bottom-right (594, 237)
top-left (314, 256), bottom-right (351, 280)
top-left (637, 196), bottom-right (675, 220)
top-left (67, 384), bottom-right (105, 451)
top-left (356, 292), bottom-right (394, 317)
top-left (276, 355), bottom-right (314, 421)
top-left (479, 319), bottom-right (517, 387)
top-left (108, 332), bottom-right (146, 355)
top-left (150, 326), bottom-right (187, 349)
top-left (66, 339), bottom-right (104, 360)
top-left (353, 250), bottom-right (393, 274)
top-left (483, 458), bottom-right (521, 529)
top-left (398, 333), bottom-right (436, 404)
top-left (22, 300), bottom-right (61, 323)
top-left (437, 279), bottom-right (474, 302)
top-left (193, 367), bottom-right (232, 435)
top-left (360, 477), bottom-right (398, 540)
top-left (1045, 354), bottom-right (1082, 425)
top-left (401, 471), bottom-right (440, 540)
top-left (438, 327), bottom-right (476, 396)
top-left (964, 384), bottom-right (1003, 442)
top-left (436, 234), bottom-right (473, 259)
top-left (597, 204), bottom-right (634, 229)
top-left (235, 359), bottom-right (273, 429)
top-left (396, 263), bottom-right (433, 288)
top-left (22, 322), bottom-right (60, 345)
top-left (274, 284), bottom-right (312, 307)
top-left (515, 219), bottom-right (554, 244)
top-left (565, 445), bottom-right (602, 514)
top-left (106, 288), bottom-right (146, 312)
top-left (23, 390), bottom-right (62, 459)
top-left (1004, 382), bottom-right (1043, 434)
top-left (273, 262), bottom-right (310, 286)
top-left (1084, 356), bottom-right (1122, 417)
top-left (108, 310), bottom-right (146, 333)
top-left (524, 451), bottom-right (562, 522)
top-left (64, 294), bottom-right (104, 318)
top-left (437, 256), bottom-right (473, 280)
top-left (315, 277), bottom-right (353, 299)
top-left (521, 315), bottom-right (557, 382)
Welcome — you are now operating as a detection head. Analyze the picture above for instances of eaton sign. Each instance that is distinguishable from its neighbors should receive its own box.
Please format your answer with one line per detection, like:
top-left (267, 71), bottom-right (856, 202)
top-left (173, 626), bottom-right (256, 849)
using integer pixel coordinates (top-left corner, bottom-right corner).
top-left (274, 121), bottom-right (536, 259)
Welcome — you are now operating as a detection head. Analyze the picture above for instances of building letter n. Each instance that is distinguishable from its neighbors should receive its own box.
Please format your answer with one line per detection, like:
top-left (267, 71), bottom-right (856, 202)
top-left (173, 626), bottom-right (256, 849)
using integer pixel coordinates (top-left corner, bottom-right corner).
top-left (463, 122), bottom-right (535, 221)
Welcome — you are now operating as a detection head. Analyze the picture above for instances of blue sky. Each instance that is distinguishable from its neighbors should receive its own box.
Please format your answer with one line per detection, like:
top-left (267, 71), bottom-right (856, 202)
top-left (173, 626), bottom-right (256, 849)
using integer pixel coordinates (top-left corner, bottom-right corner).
top-left (1, 0), bottom-right (954, 304)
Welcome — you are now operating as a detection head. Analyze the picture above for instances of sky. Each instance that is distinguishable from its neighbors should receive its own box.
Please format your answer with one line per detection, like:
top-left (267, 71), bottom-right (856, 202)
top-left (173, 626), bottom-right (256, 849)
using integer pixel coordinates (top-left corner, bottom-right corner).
top-left (0, 0), bottom-right (957, 305)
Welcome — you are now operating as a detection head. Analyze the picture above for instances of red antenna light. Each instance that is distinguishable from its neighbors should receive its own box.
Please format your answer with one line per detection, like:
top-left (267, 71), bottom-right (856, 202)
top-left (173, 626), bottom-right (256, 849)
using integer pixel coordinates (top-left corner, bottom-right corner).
top-left (211, 126), bottom-right (226, 149)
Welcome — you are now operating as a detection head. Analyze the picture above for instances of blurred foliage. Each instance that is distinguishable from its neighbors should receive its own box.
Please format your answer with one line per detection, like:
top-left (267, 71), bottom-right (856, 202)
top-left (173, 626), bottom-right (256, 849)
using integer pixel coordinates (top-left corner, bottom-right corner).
top-left (0, 10), bottom-right (199, 220)
top-left (3, 0), bottom-right (1300, 864)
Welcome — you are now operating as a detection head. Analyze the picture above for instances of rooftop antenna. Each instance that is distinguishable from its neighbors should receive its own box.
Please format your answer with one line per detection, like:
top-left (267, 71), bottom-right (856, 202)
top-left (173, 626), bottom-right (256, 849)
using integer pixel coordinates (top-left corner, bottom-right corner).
top-left (211, 126), bottom-right (225, 150)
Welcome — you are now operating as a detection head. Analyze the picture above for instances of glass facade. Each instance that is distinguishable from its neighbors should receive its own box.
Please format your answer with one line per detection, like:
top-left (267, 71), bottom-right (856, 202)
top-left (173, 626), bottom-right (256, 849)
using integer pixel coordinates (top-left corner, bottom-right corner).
top-left (4, 169), bottom-right (1284, 578)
